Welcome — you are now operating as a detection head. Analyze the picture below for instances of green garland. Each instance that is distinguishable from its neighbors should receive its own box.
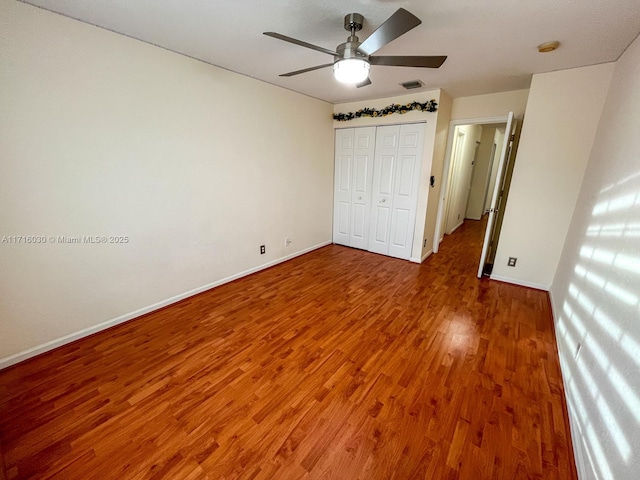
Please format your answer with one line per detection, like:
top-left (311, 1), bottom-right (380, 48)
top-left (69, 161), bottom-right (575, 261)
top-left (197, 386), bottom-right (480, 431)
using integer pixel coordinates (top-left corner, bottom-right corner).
top-left (333, 100), bottom-right (437, 121)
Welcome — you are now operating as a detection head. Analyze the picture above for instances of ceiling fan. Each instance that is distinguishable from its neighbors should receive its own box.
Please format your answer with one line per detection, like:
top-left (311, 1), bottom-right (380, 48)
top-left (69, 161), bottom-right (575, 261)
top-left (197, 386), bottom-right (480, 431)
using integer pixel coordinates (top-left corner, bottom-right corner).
top-left (264, 8), bottom-right (446, 88)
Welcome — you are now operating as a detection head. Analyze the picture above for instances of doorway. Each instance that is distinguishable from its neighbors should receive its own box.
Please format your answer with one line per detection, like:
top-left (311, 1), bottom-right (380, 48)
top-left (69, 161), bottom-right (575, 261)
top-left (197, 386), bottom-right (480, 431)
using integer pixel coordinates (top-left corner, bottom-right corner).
top-left (433, 114), bottom-right (521, 277)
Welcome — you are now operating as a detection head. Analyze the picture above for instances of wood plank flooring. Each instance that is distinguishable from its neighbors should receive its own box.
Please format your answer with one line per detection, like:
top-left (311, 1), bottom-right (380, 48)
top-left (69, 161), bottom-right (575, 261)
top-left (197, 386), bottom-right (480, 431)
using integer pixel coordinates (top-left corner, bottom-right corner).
top-left (0, 219), bottom-right (577, 479)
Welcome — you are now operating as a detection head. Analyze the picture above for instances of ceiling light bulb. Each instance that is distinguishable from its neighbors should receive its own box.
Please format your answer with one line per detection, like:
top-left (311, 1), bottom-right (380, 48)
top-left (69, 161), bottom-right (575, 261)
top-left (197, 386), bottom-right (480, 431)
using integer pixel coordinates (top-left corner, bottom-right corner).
top-left (333, 58), bottom-right (370, 84)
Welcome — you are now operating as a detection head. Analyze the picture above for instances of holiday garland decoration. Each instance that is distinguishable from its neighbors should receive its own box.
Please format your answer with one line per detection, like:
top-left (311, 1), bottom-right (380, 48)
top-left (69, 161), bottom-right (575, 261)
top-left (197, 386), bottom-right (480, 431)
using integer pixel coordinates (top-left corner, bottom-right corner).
top-left (333, 100), bottom-right (437, 121)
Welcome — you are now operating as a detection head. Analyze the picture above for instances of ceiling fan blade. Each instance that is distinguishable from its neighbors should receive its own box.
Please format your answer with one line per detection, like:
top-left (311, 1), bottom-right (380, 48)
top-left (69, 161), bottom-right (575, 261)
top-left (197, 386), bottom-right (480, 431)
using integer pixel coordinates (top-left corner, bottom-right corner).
top-left (264, 32), bottom-right (338, 57)
top-left (279, 63), bottom-right (334, 77)
top-left (369, 55), bottom-right (447, 68)
top-left (358, 8), bottom-right (422, 56)
top-left (356, 77), bottom-right (372, 88)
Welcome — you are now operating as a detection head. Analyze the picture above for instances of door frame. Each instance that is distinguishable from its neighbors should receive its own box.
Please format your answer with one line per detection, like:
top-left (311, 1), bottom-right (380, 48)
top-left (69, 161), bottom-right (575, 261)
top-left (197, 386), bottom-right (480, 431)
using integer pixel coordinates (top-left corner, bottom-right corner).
top-left (477, 112), bottom-right (514, 277)
top-left (433, 115), bottom-right (510, 253)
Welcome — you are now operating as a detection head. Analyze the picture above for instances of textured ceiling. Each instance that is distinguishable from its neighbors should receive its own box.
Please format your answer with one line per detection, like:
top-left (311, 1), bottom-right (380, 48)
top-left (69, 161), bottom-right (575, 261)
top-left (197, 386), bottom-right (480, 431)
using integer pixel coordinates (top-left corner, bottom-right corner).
top-left (22, 0), bottom-right (640, 104)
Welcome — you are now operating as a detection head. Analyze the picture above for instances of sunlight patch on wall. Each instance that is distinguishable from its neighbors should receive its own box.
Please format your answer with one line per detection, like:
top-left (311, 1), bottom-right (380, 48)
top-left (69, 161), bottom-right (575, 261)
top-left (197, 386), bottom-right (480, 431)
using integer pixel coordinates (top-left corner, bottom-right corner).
top-left (591, 308), bottom-right (640, 368)
top-left (555, 167), bottom-right (640, 476)
top-left (614, 253), bottom-right (640, 274)
top-left (565, 373), bottom-right (615, 479)
top-left (585, 222), bottom-right (640, 238)
top-left (560, 303), bottom-right (634, 459)
top-left (576, 249), bottom-right (639, 306)
top-left (591, 191), bottom-right (639, 216)
top-left (565, 283), bottom-right (640, 424)
top-left (579, 246), bottom-right (640, 276)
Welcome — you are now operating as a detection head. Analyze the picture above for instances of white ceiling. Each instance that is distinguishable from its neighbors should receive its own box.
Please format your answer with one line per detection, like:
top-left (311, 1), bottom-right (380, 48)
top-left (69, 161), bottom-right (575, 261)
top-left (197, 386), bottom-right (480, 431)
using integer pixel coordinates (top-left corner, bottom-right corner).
top-left (22, 0), bottom-right (640, 104)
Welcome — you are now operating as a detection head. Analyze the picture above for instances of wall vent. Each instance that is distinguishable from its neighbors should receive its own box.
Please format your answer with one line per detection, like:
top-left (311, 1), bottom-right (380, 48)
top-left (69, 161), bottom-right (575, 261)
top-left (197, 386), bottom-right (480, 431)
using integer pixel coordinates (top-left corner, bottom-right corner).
top-left (400, 80), bottom-right (424, 90)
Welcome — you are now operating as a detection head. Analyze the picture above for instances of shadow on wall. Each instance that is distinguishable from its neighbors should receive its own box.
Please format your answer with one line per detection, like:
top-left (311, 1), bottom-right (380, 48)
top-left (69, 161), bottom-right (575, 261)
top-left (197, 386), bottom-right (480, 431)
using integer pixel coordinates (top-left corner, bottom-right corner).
top-left (554, 170), bottom-right (640, 479)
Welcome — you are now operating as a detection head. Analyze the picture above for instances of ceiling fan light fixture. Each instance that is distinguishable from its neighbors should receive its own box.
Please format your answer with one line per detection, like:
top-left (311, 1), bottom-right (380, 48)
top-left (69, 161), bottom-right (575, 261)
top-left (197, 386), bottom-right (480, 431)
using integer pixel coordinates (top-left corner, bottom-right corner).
top-left (538, 41), bottom-right (560, 53)
top-left (333, 58), bottom-right (370, 84)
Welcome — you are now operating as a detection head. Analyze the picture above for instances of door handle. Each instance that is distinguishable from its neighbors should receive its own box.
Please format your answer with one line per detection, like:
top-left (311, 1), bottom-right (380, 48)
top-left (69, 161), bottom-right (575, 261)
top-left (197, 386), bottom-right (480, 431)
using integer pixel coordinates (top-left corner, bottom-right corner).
top-left (381, 198), bottom-right (386, 203)
top-left (358, 196), bottom-right (362, 200)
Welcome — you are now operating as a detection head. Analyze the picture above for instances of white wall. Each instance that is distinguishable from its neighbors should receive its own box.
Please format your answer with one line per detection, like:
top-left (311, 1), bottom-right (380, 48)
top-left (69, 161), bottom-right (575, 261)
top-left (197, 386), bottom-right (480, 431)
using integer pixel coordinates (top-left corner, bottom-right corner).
top-left (0, 2), bottom-right (334, 365)
top-left (550, 35), bottom-right (640, 480)
top-left (333, 90), bottom-right (444, 262)
top-left (423, 90), bottom-right (453, 258)
top-left (451, 89), bottom-right (529, 121)
top-left (491, 63), bottom-right (615, 289)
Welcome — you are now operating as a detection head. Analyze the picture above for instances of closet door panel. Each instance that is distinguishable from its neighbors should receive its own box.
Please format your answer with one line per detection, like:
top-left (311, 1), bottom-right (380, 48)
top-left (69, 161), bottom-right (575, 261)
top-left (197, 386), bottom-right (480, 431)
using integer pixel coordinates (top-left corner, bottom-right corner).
top-left (397, 155), bottom-right (416, 196)
top-left (333, 129), bottom-right (354, 246)
top-left (373, 205), bottom-right (392, 243)
top-left (391, 208), bottom-right (410, 247)
top-left (349, 127), bottom-right (376, 249)
top-left (352, 203), bottom-right (367, 239)
top-left (388, 124), bottom-right (425, 260)
top-left (368, 125), bottom-right (400, 255)
top-left (336, 201), bottom-right (350, 239)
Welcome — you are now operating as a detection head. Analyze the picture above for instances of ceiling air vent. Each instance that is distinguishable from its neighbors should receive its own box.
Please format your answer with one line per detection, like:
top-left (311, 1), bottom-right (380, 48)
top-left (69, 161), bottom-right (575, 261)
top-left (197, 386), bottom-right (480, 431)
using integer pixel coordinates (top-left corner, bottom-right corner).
top-left (400, 80), bottom-right (424, 90)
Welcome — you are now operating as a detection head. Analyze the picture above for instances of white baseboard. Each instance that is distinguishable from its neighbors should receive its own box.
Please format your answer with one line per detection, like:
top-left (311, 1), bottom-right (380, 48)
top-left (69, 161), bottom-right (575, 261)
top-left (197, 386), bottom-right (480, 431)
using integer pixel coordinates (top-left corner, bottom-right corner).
top-left (0, 241), bottom-right (331, 370)
top-left (548, 288), bottom-right (592, 478)
top-left (566, 410), bottom-right (591, 479)
top-left (489, 274), bottom-right (550, 291)
top-left (409, 249), bottom-right (433, 264)
top-left (448, 221), bottom-right (464, 235)
top-left (548, 288), bottom-right (557, 317)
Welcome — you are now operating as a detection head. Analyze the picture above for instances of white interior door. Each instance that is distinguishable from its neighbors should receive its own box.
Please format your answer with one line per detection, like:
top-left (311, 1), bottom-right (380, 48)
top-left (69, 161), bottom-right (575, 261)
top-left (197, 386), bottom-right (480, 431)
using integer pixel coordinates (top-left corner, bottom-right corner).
top-left (477, 112), bottom-right (514, 277)
top-left (368, 125), bottom-right (399, 255)
top-left (388, 124), bottom-right (425, 260)
top-left (333, 129), bottom-right (354, 246)
top-left (349, 127), bottom-right (376, 249)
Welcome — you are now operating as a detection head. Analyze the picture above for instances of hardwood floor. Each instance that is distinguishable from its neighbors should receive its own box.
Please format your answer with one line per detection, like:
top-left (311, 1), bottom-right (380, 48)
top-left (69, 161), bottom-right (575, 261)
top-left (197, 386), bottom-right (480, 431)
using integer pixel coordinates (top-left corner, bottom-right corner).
top-left (0, 220), bottom-right (577, 479)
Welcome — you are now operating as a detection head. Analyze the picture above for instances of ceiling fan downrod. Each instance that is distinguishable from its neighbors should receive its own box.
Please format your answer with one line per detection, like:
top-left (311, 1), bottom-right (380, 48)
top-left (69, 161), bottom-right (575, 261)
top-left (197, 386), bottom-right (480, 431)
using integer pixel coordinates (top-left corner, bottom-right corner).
top-left (338, 13), bottom-right (366, 60)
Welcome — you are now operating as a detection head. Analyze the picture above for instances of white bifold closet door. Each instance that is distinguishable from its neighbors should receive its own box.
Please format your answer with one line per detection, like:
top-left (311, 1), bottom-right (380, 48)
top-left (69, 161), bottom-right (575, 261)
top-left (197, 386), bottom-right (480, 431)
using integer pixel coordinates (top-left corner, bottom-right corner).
top-left (333, 123), bottom-right (425, 261)
top-left (332, 127), bottom-right (376, 249)
top-left (369, 124), bottom-right (424, 259)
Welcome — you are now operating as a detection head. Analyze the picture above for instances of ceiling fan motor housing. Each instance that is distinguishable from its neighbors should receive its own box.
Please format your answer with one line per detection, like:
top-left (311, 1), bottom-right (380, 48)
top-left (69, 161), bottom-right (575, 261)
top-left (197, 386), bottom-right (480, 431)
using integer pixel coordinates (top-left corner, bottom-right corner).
top-left (337, 13), bottom-right (367, 61)
top-left (336, 41), bottom-right (367, 61)
top-left (344, 13), bottom-right (364, 32)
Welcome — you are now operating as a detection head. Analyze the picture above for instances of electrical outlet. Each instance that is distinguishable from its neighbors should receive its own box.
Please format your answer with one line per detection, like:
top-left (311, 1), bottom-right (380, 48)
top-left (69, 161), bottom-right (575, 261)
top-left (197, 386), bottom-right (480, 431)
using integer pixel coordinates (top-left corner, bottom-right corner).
top-left (508, 257), bottom-right (517, 267)
top-left (423, 239), bottom-right (427, 248)
top-left (285, 238), bottom-right (292, 247)
top-left (260, 245), bottom-right (266, 255)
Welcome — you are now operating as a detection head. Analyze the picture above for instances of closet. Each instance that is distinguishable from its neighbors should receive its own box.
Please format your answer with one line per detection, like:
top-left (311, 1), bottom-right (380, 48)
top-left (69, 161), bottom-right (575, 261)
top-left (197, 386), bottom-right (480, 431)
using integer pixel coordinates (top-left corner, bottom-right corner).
top-left (332, 123), bottom-right (425, 260)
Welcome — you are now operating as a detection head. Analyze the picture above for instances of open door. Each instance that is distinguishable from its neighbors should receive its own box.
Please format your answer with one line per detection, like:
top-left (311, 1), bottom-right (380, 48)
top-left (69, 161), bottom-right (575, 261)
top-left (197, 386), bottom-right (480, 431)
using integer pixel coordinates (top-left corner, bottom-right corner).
top-left (477, 112), bottom-right (514, 278)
